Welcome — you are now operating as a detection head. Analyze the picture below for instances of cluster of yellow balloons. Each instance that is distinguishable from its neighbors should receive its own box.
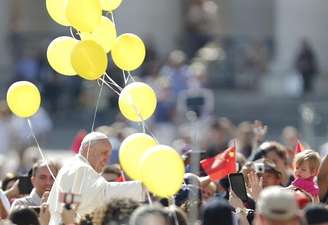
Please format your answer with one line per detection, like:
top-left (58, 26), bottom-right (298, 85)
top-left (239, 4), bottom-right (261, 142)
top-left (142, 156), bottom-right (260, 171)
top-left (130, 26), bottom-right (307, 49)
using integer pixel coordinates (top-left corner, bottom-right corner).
top-left (46, 0), bottom-right (152, 122)
top-left (120, 133), bottom-right (185, 197)
top-left (46, 0), bottom-right (146, 80)
top-left (45, 0), bottom-right (180, 198)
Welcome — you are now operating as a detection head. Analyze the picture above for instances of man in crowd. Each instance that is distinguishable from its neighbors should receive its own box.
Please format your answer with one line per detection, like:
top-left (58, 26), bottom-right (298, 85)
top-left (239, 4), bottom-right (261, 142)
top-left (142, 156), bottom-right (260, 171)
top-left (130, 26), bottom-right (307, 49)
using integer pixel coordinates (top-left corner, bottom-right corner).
top-left (10, 160), bottom-right (59, 211)
top-left (255, 186), bottom-right (301, 225)
top-left (48, 132), bottom-right (145, 225)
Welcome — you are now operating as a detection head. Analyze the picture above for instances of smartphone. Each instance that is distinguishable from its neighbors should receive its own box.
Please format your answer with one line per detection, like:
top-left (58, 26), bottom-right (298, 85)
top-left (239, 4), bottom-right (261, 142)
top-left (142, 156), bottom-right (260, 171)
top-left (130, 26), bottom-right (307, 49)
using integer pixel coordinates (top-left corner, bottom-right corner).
top-left (228, 173), bottom-right (248, 202)
top-left (18, 176), bottom-right (33, 194)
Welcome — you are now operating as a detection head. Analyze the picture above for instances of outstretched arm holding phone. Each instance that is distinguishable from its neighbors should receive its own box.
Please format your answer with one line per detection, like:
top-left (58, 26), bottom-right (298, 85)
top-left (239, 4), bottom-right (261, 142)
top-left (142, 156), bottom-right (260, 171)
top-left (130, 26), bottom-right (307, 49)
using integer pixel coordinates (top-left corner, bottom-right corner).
top-left (229, 191), bottom-right (250, 225)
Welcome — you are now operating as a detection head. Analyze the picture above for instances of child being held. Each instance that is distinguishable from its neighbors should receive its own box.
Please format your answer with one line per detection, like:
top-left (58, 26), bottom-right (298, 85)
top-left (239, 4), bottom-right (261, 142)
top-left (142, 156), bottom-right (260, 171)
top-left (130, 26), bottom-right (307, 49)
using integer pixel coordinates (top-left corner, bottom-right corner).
top-left (291, 149), bottom-right (321, 203)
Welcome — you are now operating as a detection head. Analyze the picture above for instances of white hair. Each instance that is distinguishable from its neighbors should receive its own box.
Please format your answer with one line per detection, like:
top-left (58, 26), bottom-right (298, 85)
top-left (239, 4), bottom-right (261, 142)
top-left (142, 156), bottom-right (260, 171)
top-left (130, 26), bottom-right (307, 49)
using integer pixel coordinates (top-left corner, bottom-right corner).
top-left (79, 132), bottom-right (109, 152)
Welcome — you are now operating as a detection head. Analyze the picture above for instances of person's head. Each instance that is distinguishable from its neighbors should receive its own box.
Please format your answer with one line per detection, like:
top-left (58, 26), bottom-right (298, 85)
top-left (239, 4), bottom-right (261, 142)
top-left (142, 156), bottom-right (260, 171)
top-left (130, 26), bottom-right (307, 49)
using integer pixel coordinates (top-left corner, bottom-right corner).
top-left (2, 173), bottom-right (18, 191)
top-left (254, 141), bottom-right (288, 169)
top-left (304, 204), bottom-right (328, 225)
top-left (202, 197), bottom-right (233, 225)
top-left (237, 122), bottom-right (254, 158)
top-left (281, 126), bottom-right (299, 147)
top-left (184, 173), bottom-right (201, 187)
top-left (254, 160), bottom-right (282, 188)
top-left (207, 119), bottom-right (230, 150)
top-left (101, 164), bottom-right (121, 182)
top-left (174, 183), bottom-right (202, 208)
top-left (31, 160), bottom-right (59, 196)
top-left (201, 182), bottom-right (217, 202)
top-left (129, 205), bottom-right (171, 225)
top-left (9, 208), bottom-right (40, 225)
top-left (167, 50), bottom-right (186, 68)
top-left (0, 100), bottom-right (11, 120)
top-left (166, 205), bottom-right (188, 225)
top-left (237, 122), bottom-right (254, 144)
top-left (293, 150), bottom-right (321, 179)
top-left (88, 198), bottom-right (140, 225)
top-left (255, 186), bottom-right (300, 225)
top-left (79, 132), bottom-right (112, 173)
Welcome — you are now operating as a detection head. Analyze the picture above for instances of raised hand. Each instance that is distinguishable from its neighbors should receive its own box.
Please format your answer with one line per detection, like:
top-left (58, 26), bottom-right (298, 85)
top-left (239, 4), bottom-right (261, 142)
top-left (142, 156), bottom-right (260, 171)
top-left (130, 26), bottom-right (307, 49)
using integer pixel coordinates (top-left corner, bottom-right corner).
top-left (246, 171), bottom-right (262, 201)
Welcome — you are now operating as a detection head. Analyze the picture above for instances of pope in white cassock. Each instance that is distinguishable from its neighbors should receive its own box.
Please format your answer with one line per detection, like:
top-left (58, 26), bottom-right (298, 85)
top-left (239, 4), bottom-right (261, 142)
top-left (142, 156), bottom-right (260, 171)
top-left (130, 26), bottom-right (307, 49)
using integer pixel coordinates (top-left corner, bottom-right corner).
top-left (47, 132), bottom-right (145, 225)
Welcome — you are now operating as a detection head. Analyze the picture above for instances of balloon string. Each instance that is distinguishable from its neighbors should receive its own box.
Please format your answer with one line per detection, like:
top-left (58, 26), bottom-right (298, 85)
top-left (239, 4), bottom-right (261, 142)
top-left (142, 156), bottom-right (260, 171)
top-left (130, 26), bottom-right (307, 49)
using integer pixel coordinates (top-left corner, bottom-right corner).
top-left (127, 71), bottom-right (135, 82)
top-left (69, 27), bottom-right (75, 39)
top-left (69, 26), bottom-right (80, 40)
top-left (120, 170), bottom-right (126, 181)
top-left (96, 78), bottom-right (102, 87)
top-left (146, 190), bottom-right (152, 205)
top-left (110, 11), bottom-right (117, 29)
top-left (91, 75), bottom-right (105, 132)
top-left (171, 197), bottom-right (180, 225)
top-left (147, 129), bottom-right (160, 145)
top-left (27, 119), bottom-right (63, 192)
top-left (103, 76), bottom-right (122, 92)
top-left (99, 78), bottom-right (121, 96)
top-left (141, 121), bottom-right (146, 133)
top-left (122, 70), bottom-right (128, 85)
top-left (104, 73), bottom-right (123, 91)
top-left (126, 93), bottom-right (145, 121)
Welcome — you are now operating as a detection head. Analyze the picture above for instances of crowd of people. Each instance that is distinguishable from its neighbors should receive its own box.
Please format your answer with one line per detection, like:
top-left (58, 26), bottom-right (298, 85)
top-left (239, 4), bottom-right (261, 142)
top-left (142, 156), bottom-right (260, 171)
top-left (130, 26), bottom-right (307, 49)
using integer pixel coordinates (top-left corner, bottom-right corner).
top-left (0, 117), bottom-right (326, 225)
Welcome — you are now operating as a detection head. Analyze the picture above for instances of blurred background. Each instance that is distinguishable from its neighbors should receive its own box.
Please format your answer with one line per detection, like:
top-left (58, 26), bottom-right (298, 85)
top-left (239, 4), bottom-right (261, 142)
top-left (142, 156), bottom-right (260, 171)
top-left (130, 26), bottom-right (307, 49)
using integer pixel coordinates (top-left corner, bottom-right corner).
top-left (0, 0), bottom-right (328, 162)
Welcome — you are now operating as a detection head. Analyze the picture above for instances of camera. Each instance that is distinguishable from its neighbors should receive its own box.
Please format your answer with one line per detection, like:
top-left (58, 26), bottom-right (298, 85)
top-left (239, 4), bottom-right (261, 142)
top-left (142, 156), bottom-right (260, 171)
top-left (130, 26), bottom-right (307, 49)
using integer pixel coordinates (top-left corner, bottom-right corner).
top-left (254, 163), bottom-right (265, 173)
top-left (59, 192), bottom-right (81, 209)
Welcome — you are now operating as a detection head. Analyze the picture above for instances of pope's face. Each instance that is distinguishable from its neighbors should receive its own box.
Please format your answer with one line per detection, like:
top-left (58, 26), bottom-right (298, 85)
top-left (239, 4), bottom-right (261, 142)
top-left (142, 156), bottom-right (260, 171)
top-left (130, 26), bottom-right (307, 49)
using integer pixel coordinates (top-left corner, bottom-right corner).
top-left (87, 140), bottom-right (112, 173)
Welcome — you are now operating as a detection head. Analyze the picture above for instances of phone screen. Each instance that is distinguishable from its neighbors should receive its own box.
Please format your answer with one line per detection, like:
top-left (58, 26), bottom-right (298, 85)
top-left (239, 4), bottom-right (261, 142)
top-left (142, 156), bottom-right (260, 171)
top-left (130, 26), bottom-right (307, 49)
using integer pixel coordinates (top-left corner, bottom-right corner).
top-left (228, 173), bottom-right (248, 202)
top-left (18, 176), bottom-right (33, 194)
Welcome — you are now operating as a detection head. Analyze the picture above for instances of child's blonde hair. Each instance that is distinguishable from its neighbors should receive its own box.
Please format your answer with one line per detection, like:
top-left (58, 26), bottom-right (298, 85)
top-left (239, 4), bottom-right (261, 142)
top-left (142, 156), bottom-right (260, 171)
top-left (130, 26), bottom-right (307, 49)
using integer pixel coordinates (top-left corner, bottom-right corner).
top-left (294, 149), bottom-right (321, 173)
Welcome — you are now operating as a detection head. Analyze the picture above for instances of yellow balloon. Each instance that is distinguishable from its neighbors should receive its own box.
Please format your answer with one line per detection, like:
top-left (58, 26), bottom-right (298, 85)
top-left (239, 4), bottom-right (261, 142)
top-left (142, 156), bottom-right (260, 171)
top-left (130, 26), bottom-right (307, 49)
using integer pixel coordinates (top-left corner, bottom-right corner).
top-left (46, 0), bottom-right (70, 26)
top-left (140, 145), bottom-right (185, 198)
top-left (111, 33), bottom-right (146, 71)
top-left (80, 16), bottom-right (117, 53)
top-left (119, 133), bottom-right (157, 181)
top-left (100, 0), bottom-right (122, 11)
top-left (119, 82), bottom-right (157, 122)
top-left (6, 81), bottom-right (41, 118)
top-left (47, 36), bottom-right (78, 76)
top-left (65, 0), bottom-right (101, 32)
top-left (71, 40), bottom-right (108, 80)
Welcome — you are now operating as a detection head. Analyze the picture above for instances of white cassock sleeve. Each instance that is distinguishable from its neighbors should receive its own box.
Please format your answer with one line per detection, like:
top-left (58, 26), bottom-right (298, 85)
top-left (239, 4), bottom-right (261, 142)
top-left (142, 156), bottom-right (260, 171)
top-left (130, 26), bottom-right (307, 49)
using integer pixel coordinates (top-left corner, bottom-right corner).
top-left (105, 181), bottom-right (145, 202)
top-left (48, 159), bottom-right (145, 225)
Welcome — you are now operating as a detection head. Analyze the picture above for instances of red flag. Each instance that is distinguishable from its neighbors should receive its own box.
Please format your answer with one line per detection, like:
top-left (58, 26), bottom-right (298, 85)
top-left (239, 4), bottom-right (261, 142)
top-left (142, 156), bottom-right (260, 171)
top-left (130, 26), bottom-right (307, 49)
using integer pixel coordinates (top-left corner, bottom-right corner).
top-left (200, 146), bottom-right (236, 182)
top-left (71, 129), bottom-right (87, 154)
top-left (295, 140), bottom-right (304, 154)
